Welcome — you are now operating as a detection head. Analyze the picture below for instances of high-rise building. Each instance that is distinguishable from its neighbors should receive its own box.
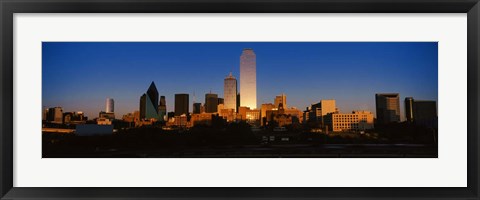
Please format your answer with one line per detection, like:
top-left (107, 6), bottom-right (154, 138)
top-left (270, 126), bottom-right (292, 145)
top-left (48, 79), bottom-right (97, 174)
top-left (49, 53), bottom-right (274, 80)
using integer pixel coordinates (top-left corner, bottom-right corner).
top-left (412, 100), bottom-right (437, 128)
top-left (175, 94), bottom-right (189, 116)
top-left (224, 72), bottom-right (238, 112)
top-left (205, 93), bottom-right (218, 113)
top-left (218, 98), bottom-right (224, 105)
top-left (193, 102), bottom-right (202, 114)
top-left (375, 93), bottom-right (401, 124)
top-left (240, 48), bottom-right (257, 109)
top-left (158, 96), bottom-right (167, 121)
top-left (404, 97), bottom-right (437, 128)
top-left (47, 107), bottom-right (63, 124)
top-left (274, 93), bottom-right (287, 109)
top-left (308, 99), bottom-right (338, 126)
top-left (405, 97), bottom-right (414, 122)
top-left (139, 82), bottom-right (160, 120)
top-left (106, 98), bottom-right (114, 113)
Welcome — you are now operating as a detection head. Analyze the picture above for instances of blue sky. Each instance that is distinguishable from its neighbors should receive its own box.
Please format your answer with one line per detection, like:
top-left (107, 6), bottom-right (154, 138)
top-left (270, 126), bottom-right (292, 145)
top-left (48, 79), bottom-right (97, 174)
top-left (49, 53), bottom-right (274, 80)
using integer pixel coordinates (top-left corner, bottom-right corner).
top-left (42, 42), bottom-right (438, 120)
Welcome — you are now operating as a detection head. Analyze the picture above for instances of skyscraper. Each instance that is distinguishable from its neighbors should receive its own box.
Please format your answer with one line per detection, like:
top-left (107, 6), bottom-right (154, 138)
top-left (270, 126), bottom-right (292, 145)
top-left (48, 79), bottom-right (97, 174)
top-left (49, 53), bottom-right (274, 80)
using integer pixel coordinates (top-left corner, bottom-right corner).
top-left (224, 72), bottom-right (237, 112)
top-left (404, 97), bottom-right (437, 128)
top-left (240, 48), bottom-right (257, 109)
top-left (412, 100), bottom-right (437, 128)
top-left (105, 98), bottom-right (114, 113)
top-left (139, 82), bottom-right (160, 120)
top-left (205, 93), bottom-right (218, 113)
top-left (158, 96), bottom-right (167, 121)
top-left (375, 93), bottom-right (401, 124)
top-left (47, 107), bottom-right (63, 124)
top-left (309, 99), bottom-right (337, 125)
top-left (175, 94), bottom-right (189, 116)
top-left (193, 102), bottom-right (202, 114)
top-left (274, 94), bottom-right (287, 109)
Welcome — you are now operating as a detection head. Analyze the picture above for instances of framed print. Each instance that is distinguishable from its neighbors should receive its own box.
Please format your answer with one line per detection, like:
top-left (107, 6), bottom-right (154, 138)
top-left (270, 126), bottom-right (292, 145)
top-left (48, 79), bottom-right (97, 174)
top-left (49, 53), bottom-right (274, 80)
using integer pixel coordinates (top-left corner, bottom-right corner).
top-left (1, 0), bottom-right (479, 199)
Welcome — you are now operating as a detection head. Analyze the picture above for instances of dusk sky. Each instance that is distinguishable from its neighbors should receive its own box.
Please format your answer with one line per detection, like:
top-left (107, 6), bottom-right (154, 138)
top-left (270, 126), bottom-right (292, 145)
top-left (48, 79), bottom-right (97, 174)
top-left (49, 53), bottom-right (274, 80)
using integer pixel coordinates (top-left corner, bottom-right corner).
top-left (42, 42), bottom-right (438, 120)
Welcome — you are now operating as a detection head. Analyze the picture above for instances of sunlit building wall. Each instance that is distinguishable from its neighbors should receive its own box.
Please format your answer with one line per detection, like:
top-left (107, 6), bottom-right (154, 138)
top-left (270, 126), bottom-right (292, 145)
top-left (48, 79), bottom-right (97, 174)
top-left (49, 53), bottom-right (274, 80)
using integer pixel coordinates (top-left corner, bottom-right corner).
top-left (375, 93), bottom-right (400, 124)
top-left (240, 48), bottom-right (257, 109)
top-left (309, 99), bottom-right (338, 125)
top-left (325, 111), bottom-right (374, 132)
top-left (224, 72), bottom-right (237, 112)
top-left (260, 103), bottom-right (276, 125)
top-left (274, 94), bottom-right (287, 109)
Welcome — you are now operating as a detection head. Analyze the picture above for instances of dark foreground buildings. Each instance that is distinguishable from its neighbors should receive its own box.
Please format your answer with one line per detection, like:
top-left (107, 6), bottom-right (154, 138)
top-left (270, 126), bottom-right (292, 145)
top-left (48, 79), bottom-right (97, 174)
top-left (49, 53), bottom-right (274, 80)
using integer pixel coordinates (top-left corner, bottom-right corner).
top-left (405, 97), bottom-right (437, 128)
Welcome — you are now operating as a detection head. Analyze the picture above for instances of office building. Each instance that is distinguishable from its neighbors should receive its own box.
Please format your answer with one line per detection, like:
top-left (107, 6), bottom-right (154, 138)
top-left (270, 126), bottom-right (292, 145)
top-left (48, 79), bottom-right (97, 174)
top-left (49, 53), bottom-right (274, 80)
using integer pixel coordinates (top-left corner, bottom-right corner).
top-left (240, 48), bottom-right (257, 109)
top-left (105, 98), bottom-right (114, 113)
top-left (260, 103), bottom-right (276, 125)
top-left (205, 93), bottom-right (218, 113)
top-left (404, 97), bottom-right (437, 128)
top-left (375, 93), bottom-right (401, 124)
top-left (193, 102), bottom-right (202, 114)
top-left (175, 94), bottom-right (189, 116)
top-left (324, 111), bottom-right (374, 132)
top-left (139, 82), bottom-right (160, 120)
top-left (47, 107), bottom-right (63, 124)
top-left (413, 100), bottom-right (437, 128)
top-left (158, 96), bottom-right (167, 121)
top-left (308, 99), bottom-right (338, 125)
top-left (274, 93), bottom-right (287, 109)
top-left (224, 72), bottom-right (238, 112)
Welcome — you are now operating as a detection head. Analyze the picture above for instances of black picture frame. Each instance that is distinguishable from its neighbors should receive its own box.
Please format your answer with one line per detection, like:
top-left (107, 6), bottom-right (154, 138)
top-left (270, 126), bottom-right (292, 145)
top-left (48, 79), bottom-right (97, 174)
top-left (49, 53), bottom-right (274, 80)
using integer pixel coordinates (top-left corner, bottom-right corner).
top-left (1, 0), bottom-right (479, 199)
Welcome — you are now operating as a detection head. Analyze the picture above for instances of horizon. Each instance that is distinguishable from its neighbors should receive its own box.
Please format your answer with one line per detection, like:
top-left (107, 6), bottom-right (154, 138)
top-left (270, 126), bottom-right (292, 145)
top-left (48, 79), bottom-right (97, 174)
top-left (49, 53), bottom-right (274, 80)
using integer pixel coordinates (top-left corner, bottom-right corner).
top-left (42, 42), bottom-right (438, 119)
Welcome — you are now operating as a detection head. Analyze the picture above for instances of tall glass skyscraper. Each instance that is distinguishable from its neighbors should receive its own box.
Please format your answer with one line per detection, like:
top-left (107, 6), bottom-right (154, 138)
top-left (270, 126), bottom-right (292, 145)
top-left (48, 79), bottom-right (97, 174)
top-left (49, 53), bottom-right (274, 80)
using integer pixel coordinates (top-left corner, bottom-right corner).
top-left (140, 82), bottom-right (160, 120)
top-left (224, 72), bottom-right (237, 112)
top-left (240, 48), bottom-right (257, 109)
top-left (105, 98), bottom-right (114, 113)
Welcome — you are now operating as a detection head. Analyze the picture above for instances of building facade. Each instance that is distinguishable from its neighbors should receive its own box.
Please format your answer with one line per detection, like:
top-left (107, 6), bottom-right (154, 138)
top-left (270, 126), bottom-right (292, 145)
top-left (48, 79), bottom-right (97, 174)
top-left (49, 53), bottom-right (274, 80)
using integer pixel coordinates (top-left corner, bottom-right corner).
top-left (139, 82), bottom-right (160, 120)
top-left (308, 99), bottom-right (338, 125)
top-left (224, 72), bottom-right (237, 112)
top-left (105, 98), bottom-right (114, 113)
top-left (240, 48), bottom-right (257, 109)
top-left (174, 94), bottom-right (189, 116)
top-left (404, 98), bottom-right (437, 128)
top-left (158, 96), bottom-right (167, 121)
top-left (193, 102), bottom-right (202, 114)
top-left (47, 107), bottom-right (63, 124)
top-left (324, 111), bottom-right (374, 132)
top-left (205, 93), bottom-right (218, 113)
top-left (274, 94), bottom-right (287, 109)
top-left (375, 93), bottom-right (401, 124)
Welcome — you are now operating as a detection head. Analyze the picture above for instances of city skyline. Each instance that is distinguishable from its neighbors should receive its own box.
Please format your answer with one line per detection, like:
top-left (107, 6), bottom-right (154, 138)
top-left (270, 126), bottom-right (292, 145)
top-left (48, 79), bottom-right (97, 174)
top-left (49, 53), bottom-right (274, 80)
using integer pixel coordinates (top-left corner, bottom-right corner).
top-left (42, 42), bottom-right (438, 119)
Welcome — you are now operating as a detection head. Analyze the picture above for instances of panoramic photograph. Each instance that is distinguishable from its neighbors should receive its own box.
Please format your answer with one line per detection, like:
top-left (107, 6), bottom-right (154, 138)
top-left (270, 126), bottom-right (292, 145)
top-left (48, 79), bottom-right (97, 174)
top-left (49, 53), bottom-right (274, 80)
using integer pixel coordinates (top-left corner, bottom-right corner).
top-left (42, 42), bottom-right (438, 158)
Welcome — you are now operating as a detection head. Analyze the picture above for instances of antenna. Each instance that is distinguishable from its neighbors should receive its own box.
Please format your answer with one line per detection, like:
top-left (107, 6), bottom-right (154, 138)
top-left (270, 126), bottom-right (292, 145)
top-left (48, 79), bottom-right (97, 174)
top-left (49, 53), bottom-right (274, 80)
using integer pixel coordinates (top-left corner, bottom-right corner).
top-left (193, 91), bottom-right (196, 104)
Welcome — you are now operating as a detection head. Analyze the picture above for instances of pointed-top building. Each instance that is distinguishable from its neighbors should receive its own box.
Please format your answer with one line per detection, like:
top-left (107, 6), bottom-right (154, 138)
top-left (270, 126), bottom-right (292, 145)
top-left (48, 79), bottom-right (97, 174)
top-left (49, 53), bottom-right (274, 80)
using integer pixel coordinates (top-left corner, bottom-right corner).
top-left (140, 81), bottom-right (160, 120)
